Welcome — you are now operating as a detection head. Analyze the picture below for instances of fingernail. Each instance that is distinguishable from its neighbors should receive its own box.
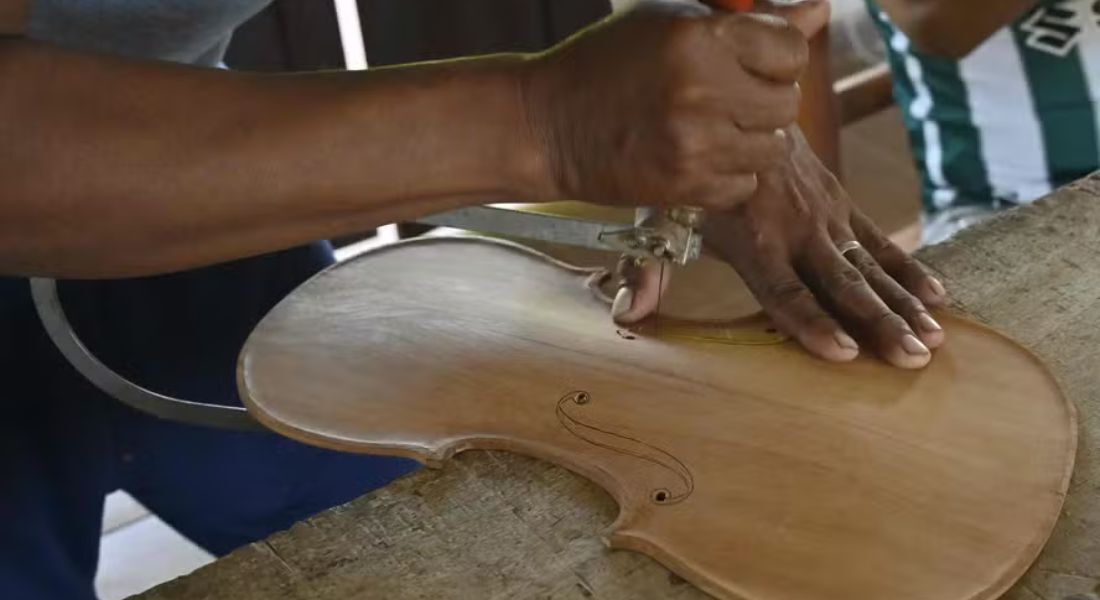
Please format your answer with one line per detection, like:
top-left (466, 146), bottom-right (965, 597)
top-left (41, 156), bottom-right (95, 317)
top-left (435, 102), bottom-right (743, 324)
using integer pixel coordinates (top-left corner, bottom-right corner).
top-left (612, 287), bottom-right (634, 320)
top-left (834, 331), bottom-right (859, 351)
top-left (928, 277), bottom-right (946, 297)
top-left (918, 313), bottom-right (942, 333)
top-left (901, 334), bottom-right (930, 356)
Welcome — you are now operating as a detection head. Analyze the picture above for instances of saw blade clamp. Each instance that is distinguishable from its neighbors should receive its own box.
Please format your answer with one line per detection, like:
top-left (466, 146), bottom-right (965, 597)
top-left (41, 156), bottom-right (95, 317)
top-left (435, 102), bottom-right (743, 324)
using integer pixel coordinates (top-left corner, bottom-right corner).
top-left (419, 204), bottom-right (706, 266)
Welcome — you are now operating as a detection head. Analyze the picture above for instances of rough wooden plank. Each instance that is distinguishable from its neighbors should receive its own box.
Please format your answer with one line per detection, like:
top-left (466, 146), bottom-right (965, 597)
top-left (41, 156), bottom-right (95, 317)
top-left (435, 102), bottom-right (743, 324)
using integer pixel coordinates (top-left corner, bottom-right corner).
top-left (135, 451), bottom-right (705, 599)
top-left (135, 173), bottom-right (1100, 600)
top-left (918, 174), bottom-right (1100, 600)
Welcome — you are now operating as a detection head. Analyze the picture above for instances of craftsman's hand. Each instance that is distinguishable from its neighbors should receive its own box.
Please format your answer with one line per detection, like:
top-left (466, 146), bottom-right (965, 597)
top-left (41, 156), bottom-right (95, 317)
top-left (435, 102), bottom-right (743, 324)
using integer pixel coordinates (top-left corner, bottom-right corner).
top-left (712, 129), bottom-right (947, 367)
top-left (622, 129), bottom-right (949, 369)
top-left (521, 1), bottom-right (811, 211)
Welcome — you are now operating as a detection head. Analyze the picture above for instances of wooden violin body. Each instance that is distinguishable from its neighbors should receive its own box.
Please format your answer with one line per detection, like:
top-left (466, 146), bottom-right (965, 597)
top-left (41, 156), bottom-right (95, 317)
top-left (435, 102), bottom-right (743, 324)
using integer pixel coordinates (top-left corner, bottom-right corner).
top-left (239, 237), bottom-right (1075, 600)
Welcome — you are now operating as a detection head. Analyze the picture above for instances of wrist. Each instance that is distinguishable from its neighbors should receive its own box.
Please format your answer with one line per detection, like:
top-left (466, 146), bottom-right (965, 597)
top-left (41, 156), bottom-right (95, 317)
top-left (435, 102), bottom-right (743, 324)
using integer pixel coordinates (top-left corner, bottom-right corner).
top-left (358, 55), bottom-right (561, 206)
top-left (425, 54), bottom-right (559, 203)
top-left (508, 56), bottom-right (564, 202)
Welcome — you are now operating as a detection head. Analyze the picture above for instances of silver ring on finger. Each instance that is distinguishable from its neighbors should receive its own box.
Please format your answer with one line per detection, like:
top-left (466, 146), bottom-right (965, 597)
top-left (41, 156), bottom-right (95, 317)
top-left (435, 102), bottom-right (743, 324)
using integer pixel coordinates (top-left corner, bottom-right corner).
top-left (836, 240), bottom-right (863, 258)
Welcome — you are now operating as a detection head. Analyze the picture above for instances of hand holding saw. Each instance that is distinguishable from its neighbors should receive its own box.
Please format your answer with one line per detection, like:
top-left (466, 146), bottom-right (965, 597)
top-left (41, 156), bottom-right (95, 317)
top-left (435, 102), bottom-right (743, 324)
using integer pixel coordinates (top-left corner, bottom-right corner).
top-left (419, 0), bottom-right (818, 266)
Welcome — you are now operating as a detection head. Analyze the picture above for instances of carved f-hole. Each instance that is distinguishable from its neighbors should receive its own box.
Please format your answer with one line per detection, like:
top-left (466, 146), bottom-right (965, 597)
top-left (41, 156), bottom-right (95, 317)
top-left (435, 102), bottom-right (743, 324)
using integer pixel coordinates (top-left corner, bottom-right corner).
top-left (556, 390), bottom-right (695, 505)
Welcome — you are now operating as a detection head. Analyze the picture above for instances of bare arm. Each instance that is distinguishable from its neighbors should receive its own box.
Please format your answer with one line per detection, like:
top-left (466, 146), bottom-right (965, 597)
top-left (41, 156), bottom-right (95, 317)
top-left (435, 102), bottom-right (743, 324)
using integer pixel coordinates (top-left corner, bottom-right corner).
top-left (1, 1), bottom-right (813, 279)
top-left (0, 38), bottom-right (542, 278)
top-left (875, 0), bottom-right (1039, 58)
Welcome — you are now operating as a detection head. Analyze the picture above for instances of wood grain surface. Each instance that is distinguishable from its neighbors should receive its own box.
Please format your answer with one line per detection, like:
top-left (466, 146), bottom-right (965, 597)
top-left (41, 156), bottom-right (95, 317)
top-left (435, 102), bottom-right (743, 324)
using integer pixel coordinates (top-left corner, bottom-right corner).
top-left (235, 236), bottom-right (1073, 600)
top-left (135, 174), bottom-right (1100, 600)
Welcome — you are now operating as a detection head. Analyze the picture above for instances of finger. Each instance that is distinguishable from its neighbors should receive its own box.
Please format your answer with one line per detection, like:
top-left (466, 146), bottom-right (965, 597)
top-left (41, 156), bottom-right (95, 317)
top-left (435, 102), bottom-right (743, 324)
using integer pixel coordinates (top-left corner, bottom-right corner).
top-left (668, 115), bottom-right (787, 171)
top-left (612, 256), bottom-right (670, 324)
top-left (680, 174), bottom-right (759, 211)
top-left (689, 134), bottom-right (784, 178)
top-left (802, 234), bottom-right (931, 369)
top-left (719, 14), bottom-right (809, 83)
top-left (851, 210), bottom-right (947, 306)
top-left (726, 81), bottom-right (801, 131)
top-left (843, 245), bottom-right (945, 350)
top-left (729, 129), bottom-right (789, 170)
top-left (729, 244), bottom-right (859, 362)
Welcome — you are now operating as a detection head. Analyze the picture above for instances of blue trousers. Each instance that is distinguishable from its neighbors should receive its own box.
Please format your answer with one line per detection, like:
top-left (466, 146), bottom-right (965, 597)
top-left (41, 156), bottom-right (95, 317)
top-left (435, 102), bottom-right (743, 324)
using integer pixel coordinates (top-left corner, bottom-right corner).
top-left (0, 244), bottom-right (418, 600)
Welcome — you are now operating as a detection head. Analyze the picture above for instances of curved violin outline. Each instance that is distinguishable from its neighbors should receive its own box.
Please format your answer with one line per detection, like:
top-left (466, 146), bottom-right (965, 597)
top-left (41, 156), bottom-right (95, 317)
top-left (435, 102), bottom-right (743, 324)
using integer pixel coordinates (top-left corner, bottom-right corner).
top-left (556, 390), bottom-right (695, 505)
top-left (238, 236), bottom-right (1079, 600)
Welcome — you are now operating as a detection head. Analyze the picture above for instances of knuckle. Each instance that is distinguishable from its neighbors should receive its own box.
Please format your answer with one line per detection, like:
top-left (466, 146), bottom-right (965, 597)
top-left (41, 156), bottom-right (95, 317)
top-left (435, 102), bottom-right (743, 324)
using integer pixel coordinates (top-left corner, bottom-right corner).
top-left (862, 233), bottom-right (897, 262)
top-left (766, 19), bottom-right (810, 67)
top-left (863, 232), bottom-right (895, 256)
top-left (877, 312), bottom-right (912, 334)
top-left (761, 129), bottom-right (787, 152)
top-left (765, 278), bottom-right (811, 308)
top-left (744, 140), bottom-right (785, 172)
top-left (879, 248), bottom-right (923, 276)
top-left (669, 83), bottom-right (713, 109)
top-left (846, 249), bottom-right (880, 273)
top-left (735, 86), bottom-right (800, 130)
top-left (729, 174), bottom-right (759, 202)
top-left (897, 296), bottom-right (928, 317)
top-left (899, 254), bottom-right (927, 275)
top-left (823, 267), bottom-right (867, 298)
top-left (666, 122), bottom-right (709, 158)
top-left (886, 254), bottom-right (918, 277)
top-left (738, 16), bottom-right (808, 76)
top-left (701, 178), bottom-right (755, 210)
top-left (760, 131), bottom-right (790, 160)
top-left (785, 29), bottom-right (810, 72)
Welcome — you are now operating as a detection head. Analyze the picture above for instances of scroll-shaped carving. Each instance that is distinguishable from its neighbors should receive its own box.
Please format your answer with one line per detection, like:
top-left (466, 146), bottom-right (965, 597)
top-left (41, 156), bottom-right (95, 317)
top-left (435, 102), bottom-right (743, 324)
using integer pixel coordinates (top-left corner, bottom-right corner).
top-left (556, 390), bottom-right (694, 505)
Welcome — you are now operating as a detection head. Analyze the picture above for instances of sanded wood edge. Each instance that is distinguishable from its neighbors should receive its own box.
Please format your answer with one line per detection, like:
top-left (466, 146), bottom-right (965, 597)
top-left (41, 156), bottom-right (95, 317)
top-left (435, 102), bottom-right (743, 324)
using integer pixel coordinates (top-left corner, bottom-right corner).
top-left (236, 235), bottom-right (651, 495)
top-left (607, 316), bottom-right (1077, 600)
top-left (926, 319), bottom-right (1078, 600)
top-left (236, 235), bottom-right (614, 454)
top-left (240, 398), bottom-right (667, 554)
top-left (236, 236), bottom-right (1078, 600)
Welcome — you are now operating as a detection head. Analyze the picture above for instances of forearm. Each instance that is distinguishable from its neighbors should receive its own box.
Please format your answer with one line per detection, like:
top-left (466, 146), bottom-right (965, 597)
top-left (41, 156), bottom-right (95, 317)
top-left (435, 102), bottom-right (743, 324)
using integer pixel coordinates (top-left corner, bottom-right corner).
top-left (0, 40), bottom-right (544, 278)
top-left (876, 0), bottom-right (1039, 58)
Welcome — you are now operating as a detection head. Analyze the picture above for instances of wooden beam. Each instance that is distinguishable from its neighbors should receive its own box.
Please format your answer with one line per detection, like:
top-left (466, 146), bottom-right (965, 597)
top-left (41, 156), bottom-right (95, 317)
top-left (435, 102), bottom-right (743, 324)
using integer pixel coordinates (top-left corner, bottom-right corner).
top-left (836, 62), bottom-right (895, 126)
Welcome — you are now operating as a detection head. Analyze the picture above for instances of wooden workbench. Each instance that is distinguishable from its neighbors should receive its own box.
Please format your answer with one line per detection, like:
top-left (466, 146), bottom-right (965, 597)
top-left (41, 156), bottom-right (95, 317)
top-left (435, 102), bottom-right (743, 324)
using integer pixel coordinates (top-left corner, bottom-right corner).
top-left (136, 174), bottom-right (1100, 600)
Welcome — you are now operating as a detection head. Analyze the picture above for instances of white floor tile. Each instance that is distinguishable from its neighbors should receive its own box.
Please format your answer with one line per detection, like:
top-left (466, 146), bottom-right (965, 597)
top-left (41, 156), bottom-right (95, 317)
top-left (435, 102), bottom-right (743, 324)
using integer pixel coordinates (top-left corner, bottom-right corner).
top-left (95, 515), bottom-right (214, 600)
top-left (102, 491), bottom-right (150, 534)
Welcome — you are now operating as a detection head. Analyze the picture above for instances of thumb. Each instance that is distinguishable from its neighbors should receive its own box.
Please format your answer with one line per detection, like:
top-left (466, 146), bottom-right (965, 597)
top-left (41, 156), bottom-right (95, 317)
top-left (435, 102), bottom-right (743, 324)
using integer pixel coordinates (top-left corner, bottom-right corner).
top-left (612, 256), bottom-right (672, 324)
